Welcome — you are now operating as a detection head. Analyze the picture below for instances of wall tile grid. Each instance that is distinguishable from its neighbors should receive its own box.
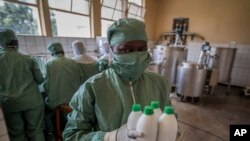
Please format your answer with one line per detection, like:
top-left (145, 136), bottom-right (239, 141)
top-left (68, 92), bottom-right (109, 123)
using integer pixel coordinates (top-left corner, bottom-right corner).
top-left (17, 35), bottom-right (99, 61)
top-left (187, 42), bottom-right (250, 87)
top-left (14, 36), bottom-right (250, 87)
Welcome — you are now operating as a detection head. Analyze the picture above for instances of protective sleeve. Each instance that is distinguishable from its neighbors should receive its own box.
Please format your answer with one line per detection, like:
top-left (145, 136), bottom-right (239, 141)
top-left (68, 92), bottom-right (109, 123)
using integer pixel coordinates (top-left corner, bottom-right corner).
top-left (43, 62), bottom-right (50, 93)
top-left (79, 64), bottom-right (87, 84)
top-left (163, 78), bottom-right (177, 118)
top-left (165, 78), bottom-right (172, 106)
top-left (31, 58), bottom-right (44, 85)
top-left (159, 77), bottom-right (172, 110)
top-left (63, 83), bottom-right (105, 141)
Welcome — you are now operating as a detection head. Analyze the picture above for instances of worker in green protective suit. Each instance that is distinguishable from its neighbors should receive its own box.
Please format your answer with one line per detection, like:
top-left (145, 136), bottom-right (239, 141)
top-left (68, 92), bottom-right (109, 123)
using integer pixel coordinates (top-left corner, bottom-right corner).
top-left (0, 29), bottom-right (45, 141)
top-left (43, 42), bottom-right (83, 140)
top-left (63, 18), bottom-right (171, 141)
top-left (72, 40), bottom-right (100, 82)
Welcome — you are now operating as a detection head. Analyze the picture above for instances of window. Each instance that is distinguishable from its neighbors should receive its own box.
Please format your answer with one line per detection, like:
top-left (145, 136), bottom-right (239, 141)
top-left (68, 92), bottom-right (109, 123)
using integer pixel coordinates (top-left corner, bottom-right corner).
top-left (127, 0), bottom-right (145, 21)
top-left (0, 0), bottom-right (41, 35)
top-left (48, 0), bottom-right (91, 37)
top-left (100, 0), bottom-right (146, 37)
top-left (101, 20), bottom-right (114, 37)
top-left (0, 0), bottom-right (145, 37)
top-left (128, 0), bottom-right (142, 6)
top-left (18, 0), bottom-right (36, 4)
top-left (101, 0), bottom-right (126, 37)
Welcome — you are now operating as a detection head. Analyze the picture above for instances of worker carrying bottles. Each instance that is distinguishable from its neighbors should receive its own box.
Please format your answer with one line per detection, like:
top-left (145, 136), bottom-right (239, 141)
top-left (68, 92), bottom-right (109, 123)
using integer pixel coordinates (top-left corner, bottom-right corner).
top-left (63, 18), bottom-right (172, 141)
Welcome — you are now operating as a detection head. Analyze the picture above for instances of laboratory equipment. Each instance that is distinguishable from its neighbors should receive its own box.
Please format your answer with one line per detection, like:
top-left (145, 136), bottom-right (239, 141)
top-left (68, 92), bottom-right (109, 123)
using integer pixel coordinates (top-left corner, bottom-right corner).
top-left (176, 42), bottom-right (219, 102)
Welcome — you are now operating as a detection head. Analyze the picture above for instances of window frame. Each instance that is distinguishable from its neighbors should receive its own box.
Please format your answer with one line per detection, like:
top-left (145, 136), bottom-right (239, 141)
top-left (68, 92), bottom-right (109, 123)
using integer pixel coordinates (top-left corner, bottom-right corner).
top-left (100, 0), bottom-right (127, 37)
top-left (48, 0), bottom-right (92, 17)
top-left (127, 0), bottom-right (146, 21)
top-left (0, 0), bottom-right (42, 35)
top-left (48, 0), bottom-right (92, 37)
top-left (100, 0), bottom-right (126, 21)
top-left (1, 0), bottom-right (146, 37)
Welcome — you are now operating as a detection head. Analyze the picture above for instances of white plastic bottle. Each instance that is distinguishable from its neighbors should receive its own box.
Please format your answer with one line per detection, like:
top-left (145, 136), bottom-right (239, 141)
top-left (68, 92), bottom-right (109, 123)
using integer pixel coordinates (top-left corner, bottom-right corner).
top-left (127, 104), bottom-right (142, 130)
top-left (151, 101), bottom-right (162, 121)
top-left (136, 106), bottom-right (158, 141)
top-left (157, 106), bottom-right (178, 141)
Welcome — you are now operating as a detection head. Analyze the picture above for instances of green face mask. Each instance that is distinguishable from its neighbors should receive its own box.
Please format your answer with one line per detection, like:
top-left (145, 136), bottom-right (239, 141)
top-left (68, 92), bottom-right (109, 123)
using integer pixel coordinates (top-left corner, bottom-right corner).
top-left (111, 51), bottom-right (151, 81)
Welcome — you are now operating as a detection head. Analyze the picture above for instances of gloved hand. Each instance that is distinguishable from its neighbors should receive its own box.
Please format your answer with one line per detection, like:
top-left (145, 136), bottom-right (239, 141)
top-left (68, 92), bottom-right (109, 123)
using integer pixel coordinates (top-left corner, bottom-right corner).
top-left (116, 124), bottom-right (142, 141)
top-left (104, 124), bottom-right (142, 141)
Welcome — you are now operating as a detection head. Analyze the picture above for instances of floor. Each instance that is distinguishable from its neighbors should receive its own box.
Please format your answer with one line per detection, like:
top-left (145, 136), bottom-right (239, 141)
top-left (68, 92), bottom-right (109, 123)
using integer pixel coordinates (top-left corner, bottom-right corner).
top-left (171, 85), bottom-right (250, 141)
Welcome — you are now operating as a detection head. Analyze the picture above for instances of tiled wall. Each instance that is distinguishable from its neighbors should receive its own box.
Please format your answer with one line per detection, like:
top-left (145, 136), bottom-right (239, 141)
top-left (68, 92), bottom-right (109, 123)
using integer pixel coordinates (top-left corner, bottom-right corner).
top-left (17, 35), bottom-right (99, 61)
top-left (187, 42), bottom-right (250, 87)
top-left (14, 36), bottom-right (250, 87)
top-left (0, 106), bottom-right (9, 141)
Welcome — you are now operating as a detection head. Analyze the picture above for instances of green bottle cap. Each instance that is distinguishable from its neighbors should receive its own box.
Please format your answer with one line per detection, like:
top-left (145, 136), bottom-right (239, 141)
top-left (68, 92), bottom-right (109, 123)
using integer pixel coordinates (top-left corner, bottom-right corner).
top-left (143, 106), bottom-right (154, 115)
top-left (132, 104), bottom-right (141, 112)
top-left (151, 101), bottom-right (160, 109)
top-left (164, 106), bottom-right (174, 115)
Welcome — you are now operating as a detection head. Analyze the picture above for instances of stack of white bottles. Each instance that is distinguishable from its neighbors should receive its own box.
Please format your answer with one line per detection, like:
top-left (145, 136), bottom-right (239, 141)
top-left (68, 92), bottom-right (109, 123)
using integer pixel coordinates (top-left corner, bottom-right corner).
top-left (127, 102), bottom-right (178, 141)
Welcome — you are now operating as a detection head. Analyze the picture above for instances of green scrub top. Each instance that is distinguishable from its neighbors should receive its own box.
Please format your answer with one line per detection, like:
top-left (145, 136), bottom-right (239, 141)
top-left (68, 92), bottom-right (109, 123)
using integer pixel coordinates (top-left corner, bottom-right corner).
top-left (0, 48), bottom-right (44, 113)
top-left (43, 55), bottom-right (83, 109)
top-left (79, 63), bottom-right (99, 83)
top-left (63, 68), bottom-right (171, 141)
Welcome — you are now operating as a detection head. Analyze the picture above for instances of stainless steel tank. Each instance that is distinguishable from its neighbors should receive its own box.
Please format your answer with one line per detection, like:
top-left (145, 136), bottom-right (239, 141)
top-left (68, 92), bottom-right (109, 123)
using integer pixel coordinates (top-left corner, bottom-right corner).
top-left (176, 62), bottom-right (207, 98)
top-left (153, 45), bottom-right (187, 85)
top-left (213, 47), bottom-right (237, 83)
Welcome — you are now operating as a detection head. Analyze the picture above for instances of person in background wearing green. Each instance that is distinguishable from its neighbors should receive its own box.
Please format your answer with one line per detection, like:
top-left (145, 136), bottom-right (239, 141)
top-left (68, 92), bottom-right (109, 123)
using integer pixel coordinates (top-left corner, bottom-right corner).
top-left (72, 40), bottom-right (100, 82)
top-left (43, 42), bottom-right (83, 140)
top-left (63, 18), bottom-right (171, 141)
top-left (0, 29), bottom-right (45, 141)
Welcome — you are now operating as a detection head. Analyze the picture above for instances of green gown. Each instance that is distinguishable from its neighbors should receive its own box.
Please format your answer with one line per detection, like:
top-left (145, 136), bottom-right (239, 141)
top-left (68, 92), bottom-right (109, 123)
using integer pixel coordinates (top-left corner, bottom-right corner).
top-left (0, 48), bottom-right (45, 141)
top-left (43, 55), bottom-right (83, 109)
top-left (63, 68), bottom-right (171, 141)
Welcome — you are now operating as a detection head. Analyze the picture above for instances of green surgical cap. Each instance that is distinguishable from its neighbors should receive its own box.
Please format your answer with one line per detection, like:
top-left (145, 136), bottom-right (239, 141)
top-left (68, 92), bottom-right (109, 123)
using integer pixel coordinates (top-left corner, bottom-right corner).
top-left (0, 29), bottom-right (17, 48)
top-left (47, 42), bottom-right (63, 54)
top-left (107, 18), bottom-right (148, 47)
